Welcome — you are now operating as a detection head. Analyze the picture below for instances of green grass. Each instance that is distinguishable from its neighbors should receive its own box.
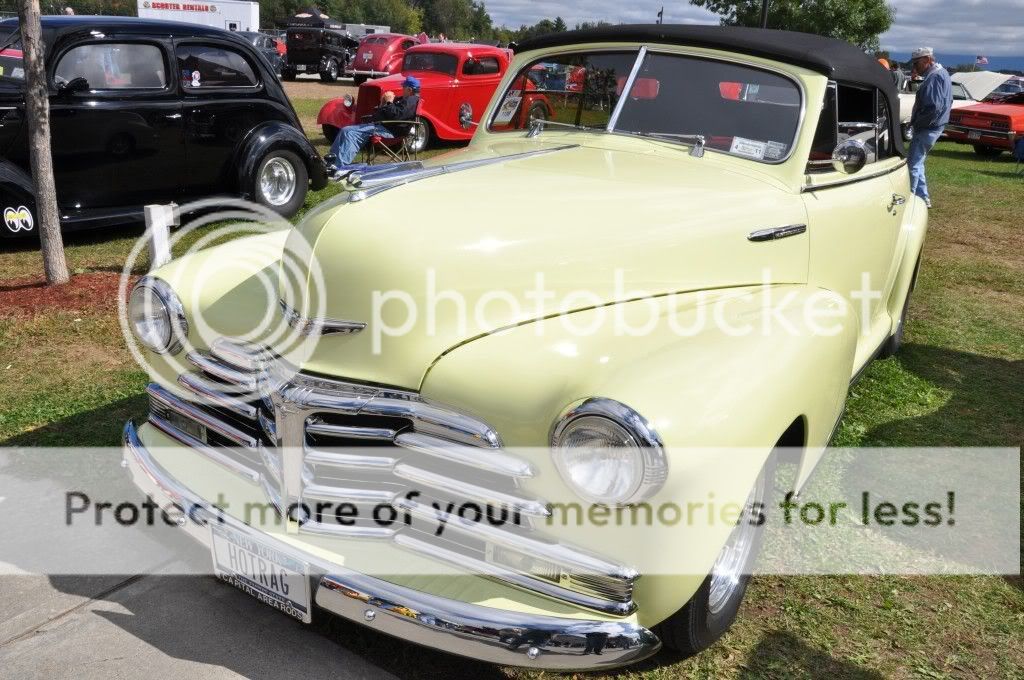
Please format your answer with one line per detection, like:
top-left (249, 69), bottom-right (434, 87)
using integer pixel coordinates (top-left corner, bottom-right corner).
top-left (1, 138), bottom-right (1022, 677)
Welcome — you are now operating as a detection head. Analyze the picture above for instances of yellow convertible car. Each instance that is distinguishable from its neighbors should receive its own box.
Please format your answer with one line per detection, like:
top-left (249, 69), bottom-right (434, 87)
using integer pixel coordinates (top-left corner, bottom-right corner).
top-left (123, 24), bottom-right (927, 670)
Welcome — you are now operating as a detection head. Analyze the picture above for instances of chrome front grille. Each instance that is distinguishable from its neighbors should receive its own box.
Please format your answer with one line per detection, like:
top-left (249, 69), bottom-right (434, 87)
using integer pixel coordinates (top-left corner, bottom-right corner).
top-left (146, 338), bottom-right (637, 615)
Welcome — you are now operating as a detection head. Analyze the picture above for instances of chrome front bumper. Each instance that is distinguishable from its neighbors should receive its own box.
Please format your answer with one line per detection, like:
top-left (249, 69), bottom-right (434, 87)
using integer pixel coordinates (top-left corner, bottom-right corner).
top-left (122, 421), bottom-right (660, 670)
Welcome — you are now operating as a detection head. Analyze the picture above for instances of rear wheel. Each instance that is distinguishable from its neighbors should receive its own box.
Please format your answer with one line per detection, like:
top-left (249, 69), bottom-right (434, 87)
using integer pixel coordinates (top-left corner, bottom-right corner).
top-left (653, 459), bottom-right (773, 656)
top-left (321, 124), bottom-right (339, 143)
top-left (252, 149), bottom-right (307, 218)
top-left (879, 257), bottom-right (920, 358)
top-left (320, 59), bottom-right (339, 82)
top-left (972, 144), bottom-right (1003, 157)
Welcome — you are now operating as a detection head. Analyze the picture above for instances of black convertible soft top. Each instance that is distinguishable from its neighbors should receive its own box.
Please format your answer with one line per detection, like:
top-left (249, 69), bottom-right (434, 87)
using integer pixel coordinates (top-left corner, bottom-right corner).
top-left (516, 24), bottom-right (893, 92)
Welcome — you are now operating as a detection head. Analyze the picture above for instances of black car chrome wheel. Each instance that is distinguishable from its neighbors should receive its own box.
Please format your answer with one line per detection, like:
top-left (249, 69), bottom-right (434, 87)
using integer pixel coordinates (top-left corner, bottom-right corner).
top-left (320, 60), bottom-right (339, 82)
top-left (252, 149), bottom-right (307, 218)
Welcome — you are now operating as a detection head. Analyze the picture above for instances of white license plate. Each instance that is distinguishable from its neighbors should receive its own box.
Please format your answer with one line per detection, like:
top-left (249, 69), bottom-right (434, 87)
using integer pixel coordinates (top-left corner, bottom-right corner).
top-left (363, 51), bottom-right (372, 60)
top-left (211, 523), bottom-right (312, 623)
top-left (295, 64), bottom-right (307, 72)
top-left (968, 130), bottom-right (981, 140)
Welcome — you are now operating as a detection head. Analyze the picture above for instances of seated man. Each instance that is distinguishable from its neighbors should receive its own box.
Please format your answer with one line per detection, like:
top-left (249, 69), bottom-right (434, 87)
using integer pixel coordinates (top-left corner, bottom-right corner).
top-left (327, 75), bottom-right (421, 173)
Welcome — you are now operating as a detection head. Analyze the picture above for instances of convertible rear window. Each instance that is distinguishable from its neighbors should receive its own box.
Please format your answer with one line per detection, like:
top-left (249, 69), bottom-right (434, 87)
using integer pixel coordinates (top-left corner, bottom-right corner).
top-left (402, 51), bottom-right (458, 76)
top-left (490, 50), bottom-right (803, 163)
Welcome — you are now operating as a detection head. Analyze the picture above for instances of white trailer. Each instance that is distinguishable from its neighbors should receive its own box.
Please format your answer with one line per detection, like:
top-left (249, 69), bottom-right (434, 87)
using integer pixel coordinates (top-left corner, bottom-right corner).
top-left (341, 23), bottom-right (390, 38)
top-left (137, 0), bottom-right (260, 33)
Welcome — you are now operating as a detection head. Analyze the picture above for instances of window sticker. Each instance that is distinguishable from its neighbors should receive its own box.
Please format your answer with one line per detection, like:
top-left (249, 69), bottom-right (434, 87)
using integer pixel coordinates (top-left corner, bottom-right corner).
top-left (493, 90), bottom-right (522, 124)
top-left (730, 136), bottom-right (767, 160)
top-left (191, 70), bottom-right (201, 87)
top-left (764, 140), bottom-right (788, 160)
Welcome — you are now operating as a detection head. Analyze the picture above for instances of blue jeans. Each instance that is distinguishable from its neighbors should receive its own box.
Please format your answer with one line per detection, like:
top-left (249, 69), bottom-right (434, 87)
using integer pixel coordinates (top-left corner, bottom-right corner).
top-left (329, 123), bottom-right (393, 166)
top-left (908, 126), bottom-right (943, 202)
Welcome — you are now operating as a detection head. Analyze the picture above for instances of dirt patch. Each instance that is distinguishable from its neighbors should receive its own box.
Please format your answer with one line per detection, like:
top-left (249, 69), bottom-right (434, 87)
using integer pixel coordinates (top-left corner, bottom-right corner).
top-left (0, 272), bottom-right (134, 318)
top-left (283, 77), bottom-right (357, 100)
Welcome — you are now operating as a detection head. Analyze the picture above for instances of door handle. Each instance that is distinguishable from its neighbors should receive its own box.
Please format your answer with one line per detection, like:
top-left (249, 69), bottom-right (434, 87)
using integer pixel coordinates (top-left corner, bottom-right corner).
top-left (888, 193), bottom-right (906, 211)
top-left (164, 113), bottom-right (182, 120)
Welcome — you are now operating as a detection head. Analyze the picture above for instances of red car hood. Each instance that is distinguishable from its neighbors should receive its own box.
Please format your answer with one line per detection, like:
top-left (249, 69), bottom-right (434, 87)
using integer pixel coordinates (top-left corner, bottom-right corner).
top-left (956, 102), bottom-right (1024, 122)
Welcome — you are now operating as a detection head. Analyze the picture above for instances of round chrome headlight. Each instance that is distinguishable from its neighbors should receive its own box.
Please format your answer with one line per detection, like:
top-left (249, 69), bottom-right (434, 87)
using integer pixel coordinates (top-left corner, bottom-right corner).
top-left (343, 94), bottom-right (354, 107)
top-left (128, 277), bottom-right (187, 354)
top-left (550, 398), bottom-right (667, 505)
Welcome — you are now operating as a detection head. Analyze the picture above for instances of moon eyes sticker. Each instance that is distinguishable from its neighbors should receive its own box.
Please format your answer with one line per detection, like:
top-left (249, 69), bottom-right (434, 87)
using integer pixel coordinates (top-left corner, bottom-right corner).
top-left (191, 70), bottom-right (201, 87)
top-left (4, 205), bottom-right (33, 233)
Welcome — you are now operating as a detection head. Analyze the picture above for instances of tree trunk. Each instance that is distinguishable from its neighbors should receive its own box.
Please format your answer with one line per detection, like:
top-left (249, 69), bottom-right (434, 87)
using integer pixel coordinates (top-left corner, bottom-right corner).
top-left (17, 0), bottom-right (69, 285)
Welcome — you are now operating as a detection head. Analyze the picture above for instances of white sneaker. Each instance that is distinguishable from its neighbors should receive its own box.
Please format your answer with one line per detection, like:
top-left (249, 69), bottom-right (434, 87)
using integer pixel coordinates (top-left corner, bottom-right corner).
top-left (925, 198), bottom-right (932, 209)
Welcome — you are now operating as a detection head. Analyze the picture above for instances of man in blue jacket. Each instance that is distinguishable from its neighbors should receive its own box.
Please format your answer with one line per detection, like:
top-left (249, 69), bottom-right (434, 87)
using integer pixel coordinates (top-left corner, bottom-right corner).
top-left (326, 75), bottom-right (422, 173)
top-left (908, 47), bottom-right (953, 208)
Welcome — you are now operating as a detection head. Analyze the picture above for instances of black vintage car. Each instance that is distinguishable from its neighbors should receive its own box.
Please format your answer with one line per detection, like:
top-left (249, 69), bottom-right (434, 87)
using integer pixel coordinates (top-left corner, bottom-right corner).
top-left (0, 16), bottom-right (326, 238)
top-left (237, 31), bottom-right (284, 77)
top-left (282, 27), bottom-right (357, 82)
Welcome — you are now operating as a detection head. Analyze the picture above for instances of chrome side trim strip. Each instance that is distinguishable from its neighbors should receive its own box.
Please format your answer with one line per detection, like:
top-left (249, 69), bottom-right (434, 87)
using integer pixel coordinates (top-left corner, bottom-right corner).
top-left (394, 432), bottom-right (536, 478)
top-left (802, 160), bottom-right (908, 192)
top-left (747, 224), bottom-right (807, 242)
top-left (123, 422), bottom-right (660, 670)
top-left (279, 300), bottom-right (366, 336)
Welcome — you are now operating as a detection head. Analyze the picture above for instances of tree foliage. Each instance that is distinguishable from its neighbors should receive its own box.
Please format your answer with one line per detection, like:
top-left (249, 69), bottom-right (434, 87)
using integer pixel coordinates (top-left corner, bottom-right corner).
top-left (690, 0), bottom-right (895, 51)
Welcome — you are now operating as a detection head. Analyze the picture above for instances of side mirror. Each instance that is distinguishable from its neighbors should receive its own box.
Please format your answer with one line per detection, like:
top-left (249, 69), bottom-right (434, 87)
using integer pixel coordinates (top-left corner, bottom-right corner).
top-left (458, 102), bottom-right (475, 130)
top-left (831, 138), bottom-right (867, 174)
top-left (58, 77), bottom-right (90, 95)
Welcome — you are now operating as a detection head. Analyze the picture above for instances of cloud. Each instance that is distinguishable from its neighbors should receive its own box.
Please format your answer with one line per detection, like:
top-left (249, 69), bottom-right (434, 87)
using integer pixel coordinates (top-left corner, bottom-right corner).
top-left (483, 0), bottom-right (1024, 56)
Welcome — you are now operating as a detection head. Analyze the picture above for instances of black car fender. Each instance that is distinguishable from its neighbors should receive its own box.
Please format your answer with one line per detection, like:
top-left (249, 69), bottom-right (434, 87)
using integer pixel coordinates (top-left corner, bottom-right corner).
top-left (235, 122), bottom-right (328, 195)
top-left (0, 160), bottom-right (38, 239)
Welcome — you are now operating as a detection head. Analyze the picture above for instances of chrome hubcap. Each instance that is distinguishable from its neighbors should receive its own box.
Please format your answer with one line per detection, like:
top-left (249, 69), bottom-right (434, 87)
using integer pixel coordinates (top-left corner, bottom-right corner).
top-left (259, 157), bottom-right (296, 207)
top-left (708, 478), bottom-right (762, 614)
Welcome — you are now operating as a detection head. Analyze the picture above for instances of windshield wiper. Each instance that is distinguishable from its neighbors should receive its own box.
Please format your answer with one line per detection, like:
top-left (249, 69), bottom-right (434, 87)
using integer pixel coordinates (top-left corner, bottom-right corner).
top-left (627, 131), bottom-right (707, 157)
top-left (525, 118), bottom-right (601, 138)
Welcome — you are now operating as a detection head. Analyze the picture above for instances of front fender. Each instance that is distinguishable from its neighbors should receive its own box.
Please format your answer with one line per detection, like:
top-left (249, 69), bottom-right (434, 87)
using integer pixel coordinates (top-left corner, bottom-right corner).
top-left (317, 98), bottom-right (357, 129)
top-left (236, 122), bottom-right (327, 193)
top-left (420, 286), bottom-right (858, 625)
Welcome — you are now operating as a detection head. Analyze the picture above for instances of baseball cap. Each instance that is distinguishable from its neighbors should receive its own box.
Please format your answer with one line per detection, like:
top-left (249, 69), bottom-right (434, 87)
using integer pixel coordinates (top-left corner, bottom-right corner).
top-left (911, 47), bottom-right (934, 60)
top-left (402, 75), bottom-right (421, 90)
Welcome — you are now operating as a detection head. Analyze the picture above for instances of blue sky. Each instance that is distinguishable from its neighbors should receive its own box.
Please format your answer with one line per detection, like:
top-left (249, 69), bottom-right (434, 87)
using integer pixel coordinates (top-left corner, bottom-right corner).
top-left (484, 0), bottom-right (1024, 56)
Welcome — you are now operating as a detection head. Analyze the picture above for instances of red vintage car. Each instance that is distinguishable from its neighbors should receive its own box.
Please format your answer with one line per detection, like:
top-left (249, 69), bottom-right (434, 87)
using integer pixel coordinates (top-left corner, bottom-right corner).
top-left (945, 92), bottom-right (1024, 156)
top-left (349, 32), bottom-right (420, 84)
top-left (317, 42), bottom-right (552, 153)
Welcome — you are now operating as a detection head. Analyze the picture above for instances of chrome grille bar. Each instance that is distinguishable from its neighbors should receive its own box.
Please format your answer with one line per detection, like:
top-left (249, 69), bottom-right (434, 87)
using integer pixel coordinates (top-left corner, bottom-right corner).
top-left (177, 373), bottom-right (258, 419)
top-left (147, 384), bottom-right (259, 450)
top-left (393, 463), bottom-right (551, 518)
top-left (149, 414), bottom-right (261, 484)
top-left (394, 432), bottom-right (536, 478)
top-left (306, 419), bottom-right (397, 441)
top-left (304, 447), bottom-right (398, 470)
top-left (186, 352), bottom-right (259, 391)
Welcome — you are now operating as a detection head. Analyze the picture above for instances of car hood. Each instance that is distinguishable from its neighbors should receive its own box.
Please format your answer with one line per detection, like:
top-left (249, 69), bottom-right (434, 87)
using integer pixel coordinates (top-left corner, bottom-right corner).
top-left (279, 140), bottom-right (809, 389)
top-left (954, 102), bottom-right (1024, 121)
top-left (372, 70), bottom-right (453, 90)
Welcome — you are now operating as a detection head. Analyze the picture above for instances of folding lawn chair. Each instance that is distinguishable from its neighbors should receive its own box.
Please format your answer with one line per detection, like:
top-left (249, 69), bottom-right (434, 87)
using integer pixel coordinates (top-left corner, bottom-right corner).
top-left (363, 118), bottom-right (426, 165)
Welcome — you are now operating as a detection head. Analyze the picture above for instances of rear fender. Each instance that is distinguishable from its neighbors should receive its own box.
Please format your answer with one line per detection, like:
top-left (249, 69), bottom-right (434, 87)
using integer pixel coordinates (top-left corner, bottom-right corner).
top-left (235, 122), bottom-right (327, 192)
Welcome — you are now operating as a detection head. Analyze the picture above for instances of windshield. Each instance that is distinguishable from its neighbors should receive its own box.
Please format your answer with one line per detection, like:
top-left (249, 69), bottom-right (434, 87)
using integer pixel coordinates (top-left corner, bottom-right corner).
top-left (489, 50), bottom-right (803, 163)
top-left (402, 51), bottom-right (457, 76)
